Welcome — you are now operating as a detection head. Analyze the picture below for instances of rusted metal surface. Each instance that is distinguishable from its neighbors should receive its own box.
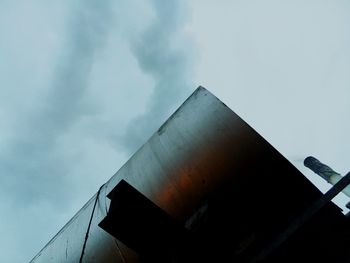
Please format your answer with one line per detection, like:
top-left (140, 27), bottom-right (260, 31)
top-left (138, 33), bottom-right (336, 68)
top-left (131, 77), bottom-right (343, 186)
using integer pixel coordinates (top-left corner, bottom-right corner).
top-left (29, 87), bottom-right (330, 263)
top-left (99, 180), bottom-right (190, 262)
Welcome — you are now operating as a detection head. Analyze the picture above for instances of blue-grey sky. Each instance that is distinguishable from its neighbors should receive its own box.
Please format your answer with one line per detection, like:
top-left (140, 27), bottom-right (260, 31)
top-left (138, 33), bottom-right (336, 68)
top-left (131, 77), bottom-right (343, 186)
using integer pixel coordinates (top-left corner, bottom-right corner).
top-left (0, 1), bottom-right (349, 262)
top-left (188, 0), bottom-right (350, 196)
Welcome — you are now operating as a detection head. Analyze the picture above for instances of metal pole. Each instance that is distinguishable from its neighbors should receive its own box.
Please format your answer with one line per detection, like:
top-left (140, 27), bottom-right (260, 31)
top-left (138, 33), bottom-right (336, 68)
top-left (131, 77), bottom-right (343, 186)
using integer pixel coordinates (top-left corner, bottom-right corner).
top-left (252, 171), bottom-right (350, 262)
top-left (304, 156), bottom-right (350, 198)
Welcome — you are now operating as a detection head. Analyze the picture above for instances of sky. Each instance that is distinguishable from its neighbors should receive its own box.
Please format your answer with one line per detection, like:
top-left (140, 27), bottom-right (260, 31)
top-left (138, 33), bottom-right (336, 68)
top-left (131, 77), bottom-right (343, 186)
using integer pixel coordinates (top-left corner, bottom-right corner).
top-left (0, 1), bottom-right (349, 262)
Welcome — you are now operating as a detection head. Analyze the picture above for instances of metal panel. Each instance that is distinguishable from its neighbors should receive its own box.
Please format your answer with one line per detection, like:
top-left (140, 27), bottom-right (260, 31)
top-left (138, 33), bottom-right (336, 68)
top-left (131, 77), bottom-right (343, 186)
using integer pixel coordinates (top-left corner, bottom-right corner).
top-left (99, 180), bottom-right (189, 262)
top-left (29, 87), bottom-right (321, 263)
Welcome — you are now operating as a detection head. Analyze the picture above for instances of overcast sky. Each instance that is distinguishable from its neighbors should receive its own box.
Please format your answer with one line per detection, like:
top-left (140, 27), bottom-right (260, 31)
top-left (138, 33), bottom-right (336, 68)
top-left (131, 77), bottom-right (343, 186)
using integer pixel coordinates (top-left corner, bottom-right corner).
top-left (0, 1), bottom-right (349, 262)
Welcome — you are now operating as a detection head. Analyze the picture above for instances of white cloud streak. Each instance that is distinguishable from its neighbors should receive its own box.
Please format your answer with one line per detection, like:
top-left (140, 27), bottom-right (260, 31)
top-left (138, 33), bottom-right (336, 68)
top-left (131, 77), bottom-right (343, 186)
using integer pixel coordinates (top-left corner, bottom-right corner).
top-left (0, 1), bottom-right (114, 261)
top-left (0, 1), bottom-right (195, 262)
top-left (1, 0), bottom-right (113, 205)
top-left (120, 0), bottom-right (194, 153)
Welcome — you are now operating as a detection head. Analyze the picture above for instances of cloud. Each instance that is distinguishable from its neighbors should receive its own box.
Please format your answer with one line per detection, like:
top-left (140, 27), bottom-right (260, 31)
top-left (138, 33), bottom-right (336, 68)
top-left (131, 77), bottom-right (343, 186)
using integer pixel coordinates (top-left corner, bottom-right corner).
top-left (120, 0), bottom-right (195, 153)
top-left (1, 0), bottom-right (113, 206)
top-left (0, 1), bottom-right (196, 262)
top-left (0, 0), bottom-right (114, 261)
top-left (0, 0), bottom-right (196, 261)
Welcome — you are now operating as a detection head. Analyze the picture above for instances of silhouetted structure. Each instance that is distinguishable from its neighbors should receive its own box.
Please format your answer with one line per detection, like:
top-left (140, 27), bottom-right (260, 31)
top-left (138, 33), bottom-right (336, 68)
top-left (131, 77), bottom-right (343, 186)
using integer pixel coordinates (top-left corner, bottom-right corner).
top-left (30, 87), bottom-right (350, 263)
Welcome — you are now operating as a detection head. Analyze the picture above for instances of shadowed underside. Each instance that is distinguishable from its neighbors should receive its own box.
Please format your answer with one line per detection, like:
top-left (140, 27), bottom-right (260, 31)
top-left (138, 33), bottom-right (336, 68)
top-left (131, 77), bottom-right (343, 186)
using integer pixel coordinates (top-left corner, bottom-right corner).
top-left (30, 87), bottom-right (350, 263)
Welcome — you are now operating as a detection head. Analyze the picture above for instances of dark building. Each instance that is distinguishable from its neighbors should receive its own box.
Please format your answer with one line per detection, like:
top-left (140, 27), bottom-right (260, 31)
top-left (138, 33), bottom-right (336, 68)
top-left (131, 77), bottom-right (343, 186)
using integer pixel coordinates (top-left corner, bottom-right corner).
top-left (30, 87), bottom-right (350, 263)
